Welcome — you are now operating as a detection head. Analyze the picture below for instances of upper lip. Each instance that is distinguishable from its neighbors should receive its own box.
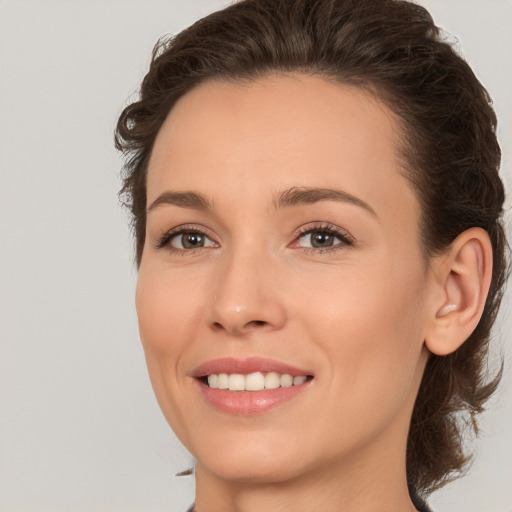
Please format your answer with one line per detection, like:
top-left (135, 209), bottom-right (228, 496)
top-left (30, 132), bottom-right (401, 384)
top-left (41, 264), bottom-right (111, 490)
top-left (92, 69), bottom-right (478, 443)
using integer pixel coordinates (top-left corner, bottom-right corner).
top-left (192, 357), bottom-right (313, 378)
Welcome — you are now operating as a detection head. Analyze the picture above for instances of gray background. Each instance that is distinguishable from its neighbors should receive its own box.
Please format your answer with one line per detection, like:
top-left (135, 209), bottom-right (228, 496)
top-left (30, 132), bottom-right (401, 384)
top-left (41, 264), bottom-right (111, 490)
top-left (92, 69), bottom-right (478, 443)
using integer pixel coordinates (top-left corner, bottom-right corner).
top-left (0, 1), bottom-right (510, 511)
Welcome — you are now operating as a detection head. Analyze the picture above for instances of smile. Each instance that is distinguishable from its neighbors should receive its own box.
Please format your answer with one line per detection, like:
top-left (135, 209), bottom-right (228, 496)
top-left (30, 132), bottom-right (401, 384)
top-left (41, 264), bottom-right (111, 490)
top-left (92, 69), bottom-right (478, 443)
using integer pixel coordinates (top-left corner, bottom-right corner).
top-left (193, 357), bottom-right (314, 414)
top-left (206, 372), bottom-right (308, 391)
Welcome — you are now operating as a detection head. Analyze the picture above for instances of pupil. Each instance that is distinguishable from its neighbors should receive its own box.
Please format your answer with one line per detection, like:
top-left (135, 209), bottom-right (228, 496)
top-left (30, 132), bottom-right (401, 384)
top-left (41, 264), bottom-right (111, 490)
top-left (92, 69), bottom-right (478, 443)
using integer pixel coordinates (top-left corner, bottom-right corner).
top-left (183, 233), bottom-right (204, 249)
top-left (311, 231), bottom-right (333, 248)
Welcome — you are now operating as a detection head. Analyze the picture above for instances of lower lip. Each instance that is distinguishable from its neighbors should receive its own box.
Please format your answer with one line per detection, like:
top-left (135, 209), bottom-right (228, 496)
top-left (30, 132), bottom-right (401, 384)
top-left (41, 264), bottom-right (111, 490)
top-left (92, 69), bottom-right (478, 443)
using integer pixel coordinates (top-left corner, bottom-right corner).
top-left (197, 380), bottom-right (311, 415)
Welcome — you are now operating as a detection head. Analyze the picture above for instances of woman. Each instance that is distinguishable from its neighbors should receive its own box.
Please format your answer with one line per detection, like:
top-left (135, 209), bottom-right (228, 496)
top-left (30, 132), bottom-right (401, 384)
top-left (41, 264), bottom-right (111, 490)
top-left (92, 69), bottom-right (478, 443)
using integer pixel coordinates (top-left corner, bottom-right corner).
top-left (115, 0), bottom-right (507, 510)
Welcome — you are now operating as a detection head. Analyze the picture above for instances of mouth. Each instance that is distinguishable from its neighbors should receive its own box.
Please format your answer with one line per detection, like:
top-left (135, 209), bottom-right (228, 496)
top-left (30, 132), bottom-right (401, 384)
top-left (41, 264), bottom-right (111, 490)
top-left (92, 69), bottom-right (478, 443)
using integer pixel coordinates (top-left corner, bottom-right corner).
top-left (199, 372), bottom-right (312, 391)
top-left (192, 357), bottom-right (314, 414)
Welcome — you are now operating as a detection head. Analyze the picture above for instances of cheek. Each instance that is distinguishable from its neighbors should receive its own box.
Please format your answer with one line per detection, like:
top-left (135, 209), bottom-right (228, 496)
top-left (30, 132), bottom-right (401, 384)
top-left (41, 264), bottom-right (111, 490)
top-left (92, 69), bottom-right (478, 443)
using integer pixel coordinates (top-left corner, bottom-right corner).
top-left (136, 265), bottom-right (205, 355)
top-left (134, 265), bottom-right (207, 422)
top-left (298, 254), bottom-right (427, 417)
top-left (135, 263), bottom-right (228, 451)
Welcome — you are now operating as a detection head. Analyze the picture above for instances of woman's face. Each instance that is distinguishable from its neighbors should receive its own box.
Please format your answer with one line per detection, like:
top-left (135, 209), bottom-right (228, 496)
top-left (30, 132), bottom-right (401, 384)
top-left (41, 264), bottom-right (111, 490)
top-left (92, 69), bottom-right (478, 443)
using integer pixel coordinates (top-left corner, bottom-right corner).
top-left (137, 75), bottom-right (435, 484)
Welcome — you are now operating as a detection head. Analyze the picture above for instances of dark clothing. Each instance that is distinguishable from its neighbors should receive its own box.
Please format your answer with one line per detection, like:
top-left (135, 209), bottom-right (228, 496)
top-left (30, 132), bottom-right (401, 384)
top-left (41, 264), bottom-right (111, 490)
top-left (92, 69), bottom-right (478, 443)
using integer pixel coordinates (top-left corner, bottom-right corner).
top-left (187, 497), bottom-right (434, 511)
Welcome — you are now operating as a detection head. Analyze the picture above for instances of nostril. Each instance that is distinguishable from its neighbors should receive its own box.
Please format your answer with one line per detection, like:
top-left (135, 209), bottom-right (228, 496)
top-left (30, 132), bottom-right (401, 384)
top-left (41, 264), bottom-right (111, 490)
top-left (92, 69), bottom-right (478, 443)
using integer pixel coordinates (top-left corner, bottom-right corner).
top-left (246, 320), bottom-right (267, 328)
top-left (210, 320), bottom-right (272, 336)
top-left (210, 319), bottom-right (267, 334)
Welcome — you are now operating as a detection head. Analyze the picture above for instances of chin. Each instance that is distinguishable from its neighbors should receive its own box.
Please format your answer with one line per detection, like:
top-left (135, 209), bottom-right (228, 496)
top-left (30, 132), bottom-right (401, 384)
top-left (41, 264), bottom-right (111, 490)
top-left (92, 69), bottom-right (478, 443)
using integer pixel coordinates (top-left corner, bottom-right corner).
top-left (190, 428), bottom-right (314, 484)
top-left (200, 454), bottom-right (306, 485)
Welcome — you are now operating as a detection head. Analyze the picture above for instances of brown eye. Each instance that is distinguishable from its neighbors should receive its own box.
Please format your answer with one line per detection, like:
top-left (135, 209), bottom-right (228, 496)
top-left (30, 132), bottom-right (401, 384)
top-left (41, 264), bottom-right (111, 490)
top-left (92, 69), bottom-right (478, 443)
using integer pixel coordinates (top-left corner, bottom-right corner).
top-left (156, 226), bottom-right (218, 253)
top-left (296, 228), bottom-right (349, 250)
top-left (164, 229), bottom-right (217, 251)
top-left (294, 226), bottom-right (354, 252)
top-left (309, 230), bottom-right (336, 248)
top-left (172, 232), bottom-right (206, 249)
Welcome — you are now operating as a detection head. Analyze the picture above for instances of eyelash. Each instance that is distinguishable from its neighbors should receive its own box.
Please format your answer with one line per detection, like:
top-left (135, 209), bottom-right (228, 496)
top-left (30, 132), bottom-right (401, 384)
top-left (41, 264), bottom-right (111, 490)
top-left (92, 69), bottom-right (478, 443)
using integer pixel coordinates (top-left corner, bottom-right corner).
top-left (294, 223), bottom-right (355, 254)
top-left (155, 224), bottom-right (215, 255)
top-left (155, 223), bottom-right (354, 256)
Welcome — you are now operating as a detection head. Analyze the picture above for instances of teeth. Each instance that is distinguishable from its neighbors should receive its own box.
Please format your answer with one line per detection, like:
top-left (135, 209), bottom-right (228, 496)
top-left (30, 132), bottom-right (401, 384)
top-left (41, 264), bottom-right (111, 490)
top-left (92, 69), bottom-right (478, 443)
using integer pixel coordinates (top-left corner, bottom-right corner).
top-left (205, 371), bottom-right (310, 391)
top-left (265, 371), bottom-right (280, 389)
top-left (280, 374), bottom-right (293, 387)
top-left (246, 372), bottom-right (265, 391)
top-left (228, 374), bottom-right (245, 391)
top-left (217, 373), bottom-right (229, 390)
top-left (208, 374), bottom-right (218, 389)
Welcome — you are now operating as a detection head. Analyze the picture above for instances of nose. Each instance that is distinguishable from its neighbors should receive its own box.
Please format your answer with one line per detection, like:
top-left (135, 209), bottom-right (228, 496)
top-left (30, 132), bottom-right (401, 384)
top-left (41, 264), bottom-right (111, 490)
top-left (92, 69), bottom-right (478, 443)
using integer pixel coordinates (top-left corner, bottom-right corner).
top-left (208, 248), bottom-right (287, 336)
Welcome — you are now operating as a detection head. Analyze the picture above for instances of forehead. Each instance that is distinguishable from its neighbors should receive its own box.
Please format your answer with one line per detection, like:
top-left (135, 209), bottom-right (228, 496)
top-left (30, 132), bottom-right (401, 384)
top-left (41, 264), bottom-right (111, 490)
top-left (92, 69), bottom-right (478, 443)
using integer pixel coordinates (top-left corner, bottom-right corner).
top-left (147, 74), bottom-right (418, 226)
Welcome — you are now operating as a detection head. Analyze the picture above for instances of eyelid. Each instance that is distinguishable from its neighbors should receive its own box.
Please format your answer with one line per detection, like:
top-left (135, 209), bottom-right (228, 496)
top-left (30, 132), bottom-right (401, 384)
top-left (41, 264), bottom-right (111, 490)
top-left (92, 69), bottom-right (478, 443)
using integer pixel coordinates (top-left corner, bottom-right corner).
top-left (155, 224), bottom-right (219, 251)
top-left (154, 222), bottom-right (355, 254)
top-left (290, 222), bottom-right (355, 250)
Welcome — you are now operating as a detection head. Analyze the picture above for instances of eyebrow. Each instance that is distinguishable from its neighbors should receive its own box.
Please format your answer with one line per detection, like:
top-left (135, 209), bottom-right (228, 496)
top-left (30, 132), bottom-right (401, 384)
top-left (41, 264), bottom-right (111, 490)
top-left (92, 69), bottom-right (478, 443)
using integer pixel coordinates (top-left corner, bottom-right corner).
top-left (147, 186), bottom-right (377, 218)
top-left (147, 191), bottom-right (213, 212)
top-left (274, 187), bottom-right (378, 218)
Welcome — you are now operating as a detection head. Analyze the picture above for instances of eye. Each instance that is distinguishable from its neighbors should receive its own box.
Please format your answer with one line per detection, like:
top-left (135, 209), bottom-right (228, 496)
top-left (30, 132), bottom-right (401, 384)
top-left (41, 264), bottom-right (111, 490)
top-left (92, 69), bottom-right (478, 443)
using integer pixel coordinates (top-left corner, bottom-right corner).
top-left (293, 224), bottom-right (354, 252)
top-left (299, 230), bottom-right (337, 249)
top-left (170, 231), bottom-right (215, 250)
top-left (156, 226), bottom-right (218, 252)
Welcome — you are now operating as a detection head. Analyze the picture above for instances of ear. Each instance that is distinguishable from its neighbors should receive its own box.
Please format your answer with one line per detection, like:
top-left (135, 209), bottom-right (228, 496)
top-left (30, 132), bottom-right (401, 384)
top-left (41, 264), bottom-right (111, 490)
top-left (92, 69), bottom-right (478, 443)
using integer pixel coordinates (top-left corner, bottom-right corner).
top-left (425, 228), bottom-right (493, 356)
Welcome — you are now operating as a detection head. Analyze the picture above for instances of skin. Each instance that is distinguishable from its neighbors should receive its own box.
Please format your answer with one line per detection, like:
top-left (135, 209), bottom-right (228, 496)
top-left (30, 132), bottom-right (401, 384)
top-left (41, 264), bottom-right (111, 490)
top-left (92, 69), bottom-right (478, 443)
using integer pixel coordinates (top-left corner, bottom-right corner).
top-left (136, 74), bottom-right (491, 512)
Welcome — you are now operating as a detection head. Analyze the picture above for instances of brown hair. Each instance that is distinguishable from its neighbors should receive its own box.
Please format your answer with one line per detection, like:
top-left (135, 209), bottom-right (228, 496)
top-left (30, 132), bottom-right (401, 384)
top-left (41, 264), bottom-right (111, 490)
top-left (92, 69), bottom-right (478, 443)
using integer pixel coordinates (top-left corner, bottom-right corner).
top-left (115, 0), bottom-right (507, 498)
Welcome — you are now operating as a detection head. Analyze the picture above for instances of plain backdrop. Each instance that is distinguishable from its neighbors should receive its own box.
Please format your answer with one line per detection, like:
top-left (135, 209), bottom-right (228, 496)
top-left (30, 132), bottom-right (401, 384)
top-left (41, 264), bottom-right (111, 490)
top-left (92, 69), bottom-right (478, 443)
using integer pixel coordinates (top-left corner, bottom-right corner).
top-left (0, 1), bottom-right (510, 511)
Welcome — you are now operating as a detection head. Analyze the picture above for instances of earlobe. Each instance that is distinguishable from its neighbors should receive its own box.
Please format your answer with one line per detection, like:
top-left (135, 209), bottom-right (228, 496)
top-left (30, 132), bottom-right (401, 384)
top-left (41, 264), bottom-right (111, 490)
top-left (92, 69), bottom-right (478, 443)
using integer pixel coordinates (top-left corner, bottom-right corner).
top-left (425, 228), bottom-right (493, 356)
